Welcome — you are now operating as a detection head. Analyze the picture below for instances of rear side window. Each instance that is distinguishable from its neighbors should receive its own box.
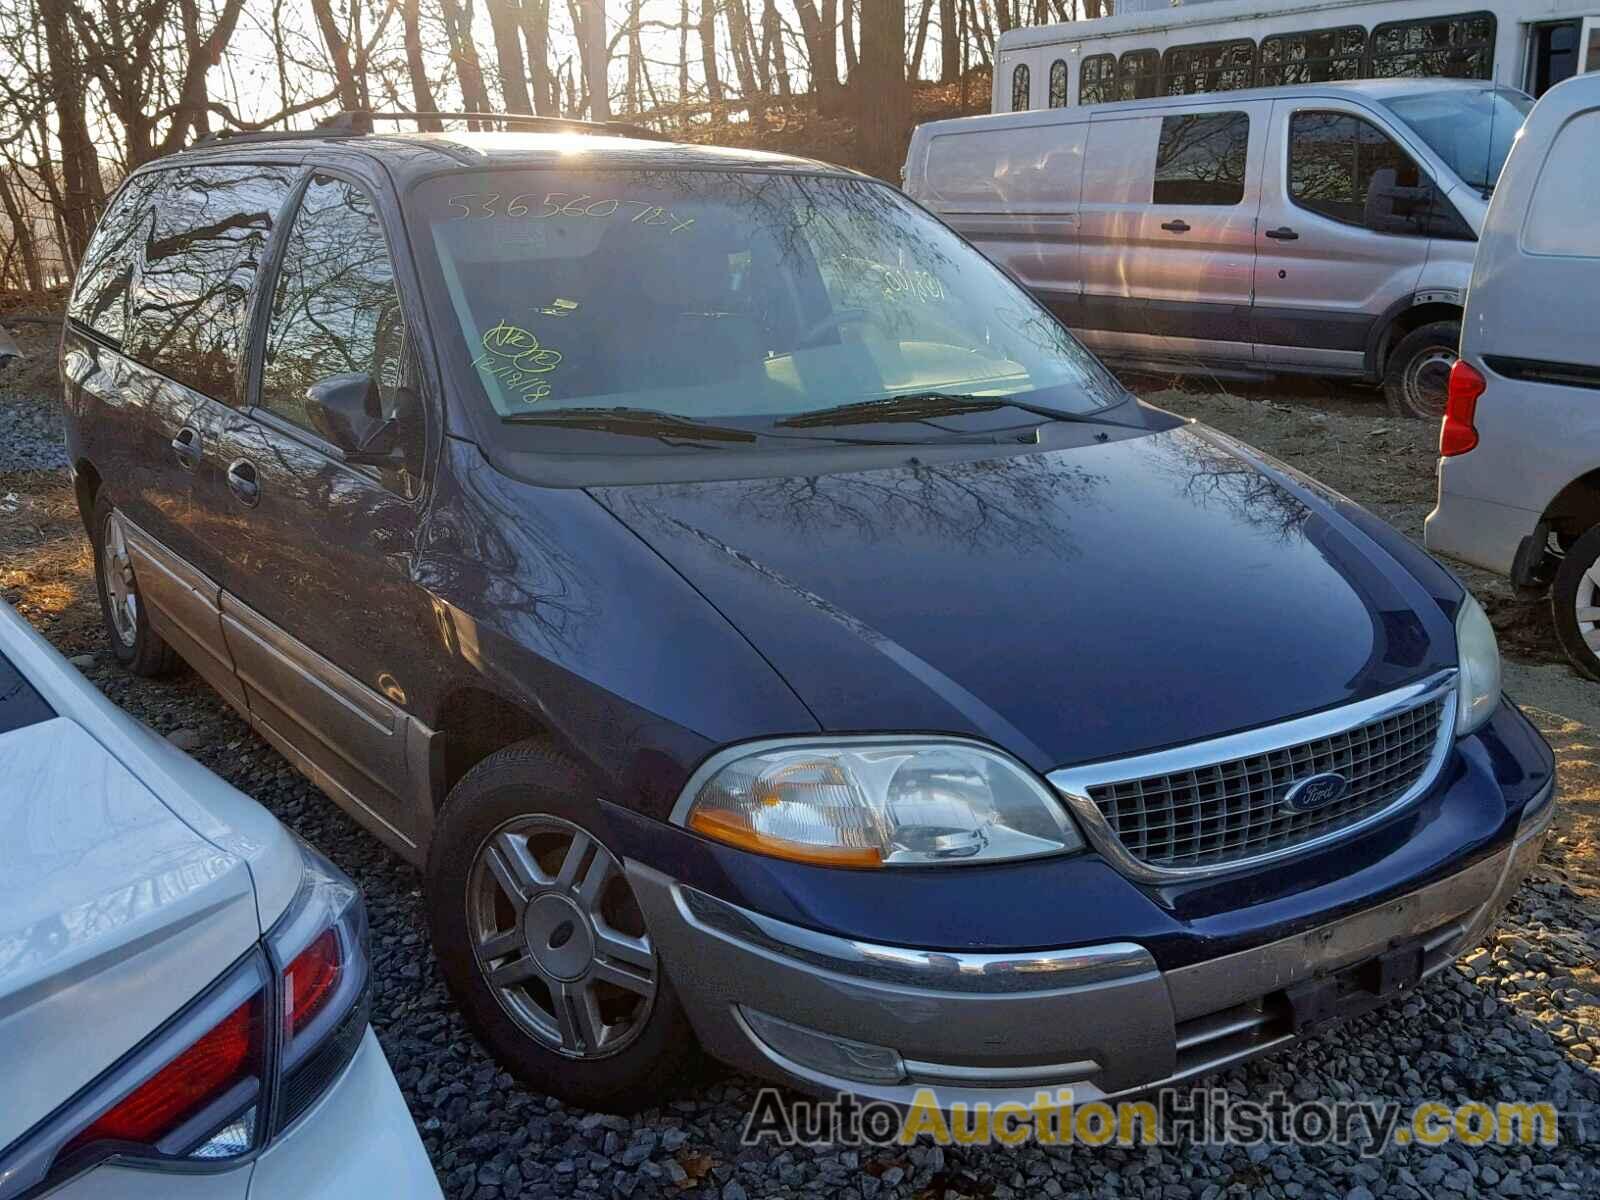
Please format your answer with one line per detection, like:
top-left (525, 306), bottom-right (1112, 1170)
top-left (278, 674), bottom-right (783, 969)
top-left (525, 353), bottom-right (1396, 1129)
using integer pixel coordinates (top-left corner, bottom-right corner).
top-left (258, 175), bottom-right (406, 440)
top-left (1118, 50), bottom-right (1160, 101)
top-left (1523, 112), bottom-right (1600, 258)
top-left (1079, 54), bottom-right (1114, 106)
top-left (67, 176), bottom-right (161, 347)
top-left (1162, 39), bottom-right (1255, 96)
top-left (1369, 12), bottom-right (1496, 81)
top-left (1258, 26), bottom-right (1367, 86)
top-left (1153, 112), bottom-right (1250, 206)
top-left (0, 650), bottom-right (54, 736)
top-left (124, 165), bottom-right (296, 401)
top-left (1288, 110), bottom-right (1422, 227)
top-left (1012, 64), bottom-right (1031, 111)
top-left (1049, 59), bottom-right (1069, 108)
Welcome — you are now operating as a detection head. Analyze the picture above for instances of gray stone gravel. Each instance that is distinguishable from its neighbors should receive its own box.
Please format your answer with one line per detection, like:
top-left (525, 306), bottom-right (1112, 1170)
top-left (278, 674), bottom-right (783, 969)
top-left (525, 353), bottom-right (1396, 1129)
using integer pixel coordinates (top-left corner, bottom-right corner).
top-left (0, 327), bottom-right (67, 473)
top-left (4, 360), bottom-right (1599, 1199)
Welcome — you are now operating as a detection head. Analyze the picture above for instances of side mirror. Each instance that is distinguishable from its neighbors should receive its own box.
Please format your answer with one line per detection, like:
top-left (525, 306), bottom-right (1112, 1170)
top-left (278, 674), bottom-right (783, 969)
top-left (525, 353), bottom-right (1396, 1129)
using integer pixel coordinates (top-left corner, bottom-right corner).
top-left (1364, 168), bottom-right (1433, 235)
top-left (306, 371), bottom-right (381, 452)
top-left (345, 385), bottom-right (422, 467)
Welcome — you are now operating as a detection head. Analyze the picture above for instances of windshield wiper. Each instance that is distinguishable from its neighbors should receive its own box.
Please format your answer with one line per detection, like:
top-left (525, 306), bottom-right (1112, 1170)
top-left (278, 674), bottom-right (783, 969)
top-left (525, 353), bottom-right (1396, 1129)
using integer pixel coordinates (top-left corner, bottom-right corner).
top-left (777, 391), bottom-right (1135, 430)
top-left (503, 406), bottom-right (758, 445)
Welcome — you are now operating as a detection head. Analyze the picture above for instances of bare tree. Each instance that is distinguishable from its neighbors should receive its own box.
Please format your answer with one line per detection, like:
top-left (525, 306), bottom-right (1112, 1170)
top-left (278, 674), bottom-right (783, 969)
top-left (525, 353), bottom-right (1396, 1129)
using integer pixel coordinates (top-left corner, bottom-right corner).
top-left (698, 0), bottom-right (721, 103)
top-left (855, 0), bottom-right (908, 179)
top-left (400, 0), bottom-right (442, 128)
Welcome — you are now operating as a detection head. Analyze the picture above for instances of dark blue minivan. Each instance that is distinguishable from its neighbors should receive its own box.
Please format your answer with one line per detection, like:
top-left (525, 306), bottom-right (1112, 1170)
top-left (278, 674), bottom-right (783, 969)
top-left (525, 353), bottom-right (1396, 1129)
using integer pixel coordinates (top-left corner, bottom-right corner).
top-left (61, 116), bottom-right (1554, 1113)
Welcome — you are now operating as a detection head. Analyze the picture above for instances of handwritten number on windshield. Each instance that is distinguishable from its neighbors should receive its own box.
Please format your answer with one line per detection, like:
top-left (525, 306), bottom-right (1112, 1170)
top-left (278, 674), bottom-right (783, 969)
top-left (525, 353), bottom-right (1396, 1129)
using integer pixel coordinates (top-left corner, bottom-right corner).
top-left (446, 192), bottom-right (695, 234)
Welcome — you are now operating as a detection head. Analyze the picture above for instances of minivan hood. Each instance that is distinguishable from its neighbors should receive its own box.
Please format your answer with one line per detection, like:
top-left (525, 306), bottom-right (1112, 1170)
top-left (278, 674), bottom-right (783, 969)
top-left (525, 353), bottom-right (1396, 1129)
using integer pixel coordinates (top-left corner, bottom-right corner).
top-left (592, 425), bottom-right (1456, 769)
top-left (0, 717), bottom-right (261, 1147)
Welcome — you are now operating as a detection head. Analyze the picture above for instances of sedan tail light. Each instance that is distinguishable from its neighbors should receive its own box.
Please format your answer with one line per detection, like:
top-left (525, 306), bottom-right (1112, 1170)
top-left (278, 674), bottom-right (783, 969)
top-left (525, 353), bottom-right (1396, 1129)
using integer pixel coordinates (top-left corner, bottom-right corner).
top-left (0, 842), bottom-right (369, 1198)
top-left (1441, 360), bottom-right (1485, 457)
top-left (68, 998), bottom-right (261, 1150)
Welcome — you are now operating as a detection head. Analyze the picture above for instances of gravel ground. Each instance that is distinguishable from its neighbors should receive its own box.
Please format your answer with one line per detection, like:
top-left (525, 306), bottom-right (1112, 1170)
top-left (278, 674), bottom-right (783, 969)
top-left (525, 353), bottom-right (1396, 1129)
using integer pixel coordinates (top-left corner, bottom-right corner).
top-left (0, 326), bottom-right (67, 472)
top-left (2, 363), bottom-right (1598, 1199)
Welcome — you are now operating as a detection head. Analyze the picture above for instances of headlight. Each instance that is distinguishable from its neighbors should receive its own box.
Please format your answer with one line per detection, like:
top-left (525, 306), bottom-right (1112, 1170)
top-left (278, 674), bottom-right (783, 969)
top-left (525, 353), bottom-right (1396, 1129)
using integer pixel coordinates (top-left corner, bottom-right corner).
top-left (675, 738), bottom-right (1083, 868)
top-left (1455, 592), bottom-right (1502, 735)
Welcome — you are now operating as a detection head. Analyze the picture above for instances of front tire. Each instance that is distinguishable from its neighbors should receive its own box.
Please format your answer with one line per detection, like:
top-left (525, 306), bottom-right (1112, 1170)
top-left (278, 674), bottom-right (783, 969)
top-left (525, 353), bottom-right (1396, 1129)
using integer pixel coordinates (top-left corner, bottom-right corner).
top-left (1551, 524), bottom-right (1600, 681)
top-left (425, 741), bottom-right (701, 1112)
top-left (89, 494), bottom-right (178, 676)
top-left (1383, 321), bottom-right (1460, 421)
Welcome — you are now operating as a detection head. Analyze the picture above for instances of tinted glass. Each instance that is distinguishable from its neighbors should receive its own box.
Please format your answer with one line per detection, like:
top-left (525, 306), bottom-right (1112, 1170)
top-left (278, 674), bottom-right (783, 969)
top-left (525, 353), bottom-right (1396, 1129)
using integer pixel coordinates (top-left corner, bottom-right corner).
top-left (123, 165), bottom-right (295, 400)
top-left (1162, 39), bottom-right (1255, 95)
top-left (1382, 86), bottom-right (1531, 194)
top-left (1079, 54), bottom-right (1114, 105)
top-left (1153, 112), bottom-right (1249, 205)
top-left (68, 176), bottom-right (161, 346)
top-left (1118, 49), bottom-right (1160, 100)
top-left (1288, 111), bottom-right (1421, 226)
top-left (411, 171), bottom-right (1123, 431)
top-left (0, 649), bottom-right (54, 736)
top-left (1012, 64), bottom-right (1031, 111)
top-left (259, 176), bottom-right (407, 441)
top-left (1258, 26), bottom-right (1366, 86)
top-left (1049, 59), bottom-right (1069, 107)
top-left (1370, 12), bottom-right (1496, 81)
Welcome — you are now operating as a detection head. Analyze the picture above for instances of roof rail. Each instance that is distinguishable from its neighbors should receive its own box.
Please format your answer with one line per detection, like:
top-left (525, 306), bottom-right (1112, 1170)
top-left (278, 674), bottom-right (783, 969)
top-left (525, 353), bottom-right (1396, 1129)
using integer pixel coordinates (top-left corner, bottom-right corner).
top-left (192, 108), bottom-right (668, 149)
top-left (333, 109), bottom-right (668, 140)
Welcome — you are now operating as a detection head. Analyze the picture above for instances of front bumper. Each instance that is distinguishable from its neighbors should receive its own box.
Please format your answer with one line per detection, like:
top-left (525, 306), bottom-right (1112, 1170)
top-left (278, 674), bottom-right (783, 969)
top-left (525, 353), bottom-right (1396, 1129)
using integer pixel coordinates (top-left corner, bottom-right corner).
top-left (630, 778), bottom-right (1554, 1106)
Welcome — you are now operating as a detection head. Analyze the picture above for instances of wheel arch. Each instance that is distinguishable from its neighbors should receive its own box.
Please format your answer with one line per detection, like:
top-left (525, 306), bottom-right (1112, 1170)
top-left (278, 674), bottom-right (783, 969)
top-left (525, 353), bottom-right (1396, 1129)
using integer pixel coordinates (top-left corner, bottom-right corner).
top-left (430, 684), bottom-right (563, 815)
top-left (1541, 469), bottom-right (1600, 549)
top-left (73, 458), bottom-right (102, 529)
top-left (1365, 295), bottom-right (1464, 379)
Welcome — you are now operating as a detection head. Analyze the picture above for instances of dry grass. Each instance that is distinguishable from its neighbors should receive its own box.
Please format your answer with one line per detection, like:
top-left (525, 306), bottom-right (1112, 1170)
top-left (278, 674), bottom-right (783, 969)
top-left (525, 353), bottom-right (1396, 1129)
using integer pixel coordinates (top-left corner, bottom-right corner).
top-left (0, 473), bottom-right (91, 620)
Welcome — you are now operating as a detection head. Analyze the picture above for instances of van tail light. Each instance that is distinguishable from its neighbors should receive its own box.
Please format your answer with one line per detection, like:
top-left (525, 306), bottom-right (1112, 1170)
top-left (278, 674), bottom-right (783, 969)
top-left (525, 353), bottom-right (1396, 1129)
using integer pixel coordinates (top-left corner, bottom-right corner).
top-left (1441, 360), bottom-right (1485, 457)
top-left (0, 843), bottom-right (368, 1199)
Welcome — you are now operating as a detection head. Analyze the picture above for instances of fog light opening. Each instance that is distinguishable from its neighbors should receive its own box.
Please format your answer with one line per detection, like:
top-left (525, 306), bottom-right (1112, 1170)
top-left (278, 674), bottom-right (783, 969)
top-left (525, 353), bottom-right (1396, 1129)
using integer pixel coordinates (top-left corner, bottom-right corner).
top-left (739, 1007), bottom-right (906, 1085)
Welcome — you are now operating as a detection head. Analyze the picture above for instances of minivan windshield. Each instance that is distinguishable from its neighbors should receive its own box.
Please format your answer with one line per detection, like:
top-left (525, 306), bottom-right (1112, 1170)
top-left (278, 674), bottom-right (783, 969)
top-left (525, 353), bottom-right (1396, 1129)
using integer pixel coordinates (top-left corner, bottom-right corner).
top-left (409, 168), bottom-right (1123, 440)
top-left (1381, 86), bottom-right (1533, 196)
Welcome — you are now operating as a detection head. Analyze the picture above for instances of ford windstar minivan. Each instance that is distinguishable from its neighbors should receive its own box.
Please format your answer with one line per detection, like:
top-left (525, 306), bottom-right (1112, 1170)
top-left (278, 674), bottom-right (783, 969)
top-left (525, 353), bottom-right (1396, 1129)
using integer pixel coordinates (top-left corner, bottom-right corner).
top-left (905, 79), bottom-right (1532, 420)
top-left (61, 112), bottom-right (1554, 1113)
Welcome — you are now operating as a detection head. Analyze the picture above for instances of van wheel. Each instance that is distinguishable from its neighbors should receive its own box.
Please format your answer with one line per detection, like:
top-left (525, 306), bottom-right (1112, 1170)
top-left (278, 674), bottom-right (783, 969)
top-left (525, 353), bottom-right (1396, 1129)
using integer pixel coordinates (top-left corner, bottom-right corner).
top-left (425, 741), bottom-right (701, 1113)
top-left (1551, 525), bottom-right (1600, 681)
top-left (90, 494), bottom-right (178, 676)
top-left (1383, 321), bottom-right (1460, 421)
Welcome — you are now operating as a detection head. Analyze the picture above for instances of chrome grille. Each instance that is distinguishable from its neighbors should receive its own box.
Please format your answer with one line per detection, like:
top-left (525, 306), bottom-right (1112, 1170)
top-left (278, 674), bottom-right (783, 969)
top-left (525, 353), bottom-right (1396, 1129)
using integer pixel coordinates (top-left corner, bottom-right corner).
top-left (1049, 674), bottom-right (1456, 880)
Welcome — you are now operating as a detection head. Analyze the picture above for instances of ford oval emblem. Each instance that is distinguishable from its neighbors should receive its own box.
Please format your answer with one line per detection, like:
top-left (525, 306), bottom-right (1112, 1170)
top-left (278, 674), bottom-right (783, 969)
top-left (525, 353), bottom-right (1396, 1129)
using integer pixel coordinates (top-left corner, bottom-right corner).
top-left (1282, 772), bottom-right (1349, 813)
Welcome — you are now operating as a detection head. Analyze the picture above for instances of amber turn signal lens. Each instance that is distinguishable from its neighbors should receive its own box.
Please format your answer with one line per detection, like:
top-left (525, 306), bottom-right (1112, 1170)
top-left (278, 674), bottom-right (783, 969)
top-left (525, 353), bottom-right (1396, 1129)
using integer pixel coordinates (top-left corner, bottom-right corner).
top-left (687, 807), bottom-right (885, 867)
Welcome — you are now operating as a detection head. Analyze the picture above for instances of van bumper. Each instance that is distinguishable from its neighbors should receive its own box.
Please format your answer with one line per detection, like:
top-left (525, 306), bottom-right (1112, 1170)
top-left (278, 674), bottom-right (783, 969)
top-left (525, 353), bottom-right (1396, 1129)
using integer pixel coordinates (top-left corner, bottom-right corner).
top-left (1423, 487), bottom-right (1540, 581)
top-left (628, 779), bottom-right (1553, 1107)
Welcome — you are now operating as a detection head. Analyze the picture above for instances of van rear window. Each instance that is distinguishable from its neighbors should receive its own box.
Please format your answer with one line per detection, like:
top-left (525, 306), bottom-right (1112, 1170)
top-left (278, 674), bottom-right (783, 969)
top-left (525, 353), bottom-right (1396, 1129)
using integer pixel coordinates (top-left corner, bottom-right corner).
top-left (1153, 112), bottom-right (1249, 206)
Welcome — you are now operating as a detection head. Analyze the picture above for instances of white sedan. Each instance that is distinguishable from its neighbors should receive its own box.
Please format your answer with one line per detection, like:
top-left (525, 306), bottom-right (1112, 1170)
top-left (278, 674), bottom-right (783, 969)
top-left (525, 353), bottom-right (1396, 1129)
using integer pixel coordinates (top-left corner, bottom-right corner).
top-left (0, 601), bottom-right (440, 1198)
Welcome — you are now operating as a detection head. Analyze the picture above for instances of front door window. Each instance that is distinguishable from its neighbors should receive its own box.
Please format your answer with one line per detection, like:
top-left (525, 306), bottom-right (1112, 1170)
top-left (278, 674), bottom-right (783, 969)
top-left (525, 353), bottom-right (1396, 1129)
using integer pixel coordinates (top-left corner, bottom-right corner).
top-left (1287, 111), bottom-right (1421, 229)
top-left (259, 174), bottom-right (415, 473)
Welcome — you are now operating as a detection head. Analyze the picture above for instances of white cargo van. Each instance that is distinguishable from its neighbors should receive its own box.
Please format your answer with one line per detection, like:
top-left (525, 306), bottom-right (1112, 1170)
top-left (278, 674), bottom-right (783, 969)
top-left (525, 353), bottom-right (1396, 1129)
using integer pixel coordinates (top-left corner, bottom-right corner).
top-left (1425, 72), bottom-right (1600, 678)
top-left (904, 79), bottom-right (1531, 418)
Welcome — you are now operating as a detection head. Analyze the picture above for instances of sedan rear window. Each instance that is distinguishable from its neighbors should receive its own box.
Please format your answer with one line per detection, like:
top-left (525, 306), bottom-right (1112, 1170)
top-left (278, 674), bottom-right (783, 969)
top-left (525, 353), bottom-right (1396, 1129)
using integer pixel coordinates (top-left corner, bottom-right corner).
top-left (409, 168), bottom-right (1121, 431)
top-left (0, 650), bottom-right (54, 736)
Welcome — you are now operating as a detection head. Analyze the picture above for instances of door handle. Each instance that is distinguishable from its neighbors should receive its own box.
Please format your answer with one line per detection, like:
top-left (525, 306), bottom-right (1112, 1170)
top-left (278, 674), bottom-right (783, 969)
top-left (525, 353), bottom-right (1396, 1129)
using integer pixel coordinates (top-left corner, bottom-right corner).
top-left (1160, 220), bottom-right (1191, 233)
top-left (1265, 226), bottom-right (1300, 241)
top-left (171, 426), bottom-right (201, 470)
top-left (226, 459), bottom-right (260, 507)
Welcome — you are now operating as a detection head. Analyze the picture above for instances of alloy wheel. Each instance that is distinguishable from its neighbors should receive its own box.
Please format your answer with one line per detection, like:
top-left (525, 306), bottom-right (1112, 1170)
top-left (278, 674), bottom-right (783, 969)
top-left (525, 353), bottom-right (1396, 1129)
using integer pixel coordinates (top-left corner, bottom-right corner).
top-left (101, 515), bottom-right (139, 648)
top-left (467, 814), bottom-right (657, 1059)
top-left (1572, 553), bottom-right (1600, 658)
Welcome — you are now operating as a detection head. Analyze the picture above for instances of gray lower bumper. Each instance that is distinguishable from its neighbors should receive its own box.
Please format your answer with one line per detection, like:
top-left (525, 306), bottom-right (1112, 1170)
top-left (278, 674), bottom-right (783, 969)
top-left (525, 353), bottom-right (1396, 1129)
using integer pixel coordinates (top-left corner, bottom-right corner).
top-left (628, 783), bottom-right (1554, 1106)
